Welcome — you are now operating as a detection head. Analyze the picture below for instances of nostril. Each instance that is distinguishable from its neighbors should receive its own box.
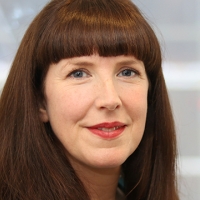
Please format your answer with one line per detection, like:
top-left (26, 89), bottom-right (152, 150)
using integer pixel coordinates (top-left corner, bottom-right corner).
top-left (100, 101), bottom-right (121, 111)
top-left (106, 104), bottom-right (119, 111)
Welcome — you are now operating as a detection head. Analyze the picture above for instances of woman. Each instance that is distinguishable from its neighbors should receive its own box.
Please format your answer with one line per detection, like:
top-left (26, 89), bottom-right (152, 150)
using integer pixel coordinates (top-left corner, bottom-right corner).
top-left (0, 0), bottom-right (179, 199)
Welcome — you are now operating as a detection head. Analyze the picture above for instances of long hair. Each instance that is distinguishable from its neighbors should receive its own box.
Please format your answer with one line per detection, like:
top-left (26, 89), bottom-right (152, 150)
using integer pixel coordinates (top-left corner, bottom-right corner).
top-left (0, 0), bottom-right (179, 199)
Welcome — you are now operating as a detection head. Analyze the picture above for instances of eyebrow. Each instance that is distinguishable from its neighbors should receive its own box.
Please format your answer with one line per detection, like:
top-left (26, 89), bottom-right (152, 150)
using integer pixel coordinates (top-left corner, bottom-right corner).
top-left (70, 59), bottom-right (140, 67)
top-left (70, 61), bottom-right (95, 67)
top-left (115, 60), bottom-right (139, 67)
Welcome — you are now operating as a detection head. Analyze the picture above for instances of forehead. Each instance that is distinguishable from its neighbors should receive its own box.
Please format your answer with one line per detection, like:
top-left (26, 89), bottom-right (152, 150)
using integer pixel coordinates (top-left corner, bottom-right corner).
top-left (50, 54), bottom-right (144, 71)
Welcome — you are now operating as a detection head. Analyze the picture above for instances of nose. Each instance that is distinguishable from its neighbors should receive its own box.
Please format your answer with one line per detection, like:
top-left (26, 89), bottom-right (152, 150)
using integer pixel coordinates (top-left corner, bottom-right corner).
top-left (95, 79), bottom-right (122, 111)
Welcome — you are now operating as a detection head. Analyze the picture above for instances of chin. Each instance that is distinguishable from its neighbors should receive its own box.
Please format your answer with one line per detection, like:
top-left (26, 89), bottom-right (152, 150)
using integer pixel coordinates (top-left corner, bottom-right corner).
top-left (87, 153), bottom-right (130, 169)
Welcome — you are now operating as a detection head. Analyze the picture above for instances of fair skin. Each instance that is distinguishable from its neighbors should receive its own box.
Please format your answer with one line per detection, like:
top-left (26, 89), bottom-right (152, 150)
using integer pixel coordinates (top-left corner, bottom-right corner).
top-left (40, 54), bottom-right (149, 200)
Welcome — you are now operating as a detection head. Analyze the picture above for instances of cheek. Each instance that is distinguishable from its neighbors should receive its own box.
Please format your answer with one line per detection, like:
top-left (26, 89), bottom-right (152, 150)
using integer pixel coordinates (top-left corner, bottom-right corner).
top-left (124, 88), bottom-right (148, 149)
top-left (46, 87), bottom-right (93, 123)
top-left (123, 88), bottom-right (148, 118)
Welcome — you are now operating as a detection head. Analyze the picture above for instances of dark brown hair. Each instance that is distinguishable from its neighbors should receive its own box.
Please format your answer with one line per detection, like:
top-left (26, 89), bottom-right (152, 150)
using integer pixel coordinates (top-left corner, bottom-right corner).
top-left (0, 0), bottom-right (179, 199)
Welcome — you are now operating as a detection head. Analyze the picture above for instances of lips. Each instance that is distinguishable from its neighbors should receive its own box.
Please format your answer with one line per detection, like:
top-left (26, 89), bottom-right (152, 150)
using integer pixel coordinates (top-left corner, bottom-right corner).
top-left (87, 122), bottom-right (126, 139)
top-left (97, 126), bottom-right (121, 132)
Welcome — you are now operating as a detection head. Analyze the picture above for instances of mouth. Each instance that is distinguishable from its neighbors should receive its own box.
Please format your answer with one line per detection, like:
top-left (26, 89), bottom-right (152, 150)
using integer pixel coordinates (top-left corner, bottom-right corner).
top-left (97, 126), bottom-right (123, 132)
top-left (87, 122), bottom-right (126, 139)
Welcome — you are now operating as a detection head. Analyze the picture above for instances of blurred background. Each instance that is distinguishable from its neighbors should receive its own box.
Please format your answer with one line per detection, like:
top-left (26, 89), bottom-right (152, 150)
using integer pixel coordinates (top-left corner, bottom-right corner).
top-left (0, 0), bottom-right (200, 199)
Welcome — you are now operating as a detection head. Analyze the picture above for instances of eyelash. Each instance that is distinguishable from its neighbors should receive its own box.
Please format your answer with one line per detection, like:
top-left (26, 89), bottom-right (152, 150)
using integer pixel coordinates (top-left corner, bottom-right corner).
top-left (117, 68), bottom-right (139, 77)
top-left (67, 68), bottom-right (90, 79)
top-left (67, 67), bottom-right (140, 79)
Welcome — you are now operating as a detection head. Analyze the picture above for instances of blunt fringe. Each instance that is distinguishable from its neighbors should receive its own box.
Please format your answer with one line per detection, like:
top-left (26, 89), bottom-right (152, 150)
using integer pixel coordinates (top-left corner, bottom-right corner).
top-left (0, 0), bottom-right (179, 199)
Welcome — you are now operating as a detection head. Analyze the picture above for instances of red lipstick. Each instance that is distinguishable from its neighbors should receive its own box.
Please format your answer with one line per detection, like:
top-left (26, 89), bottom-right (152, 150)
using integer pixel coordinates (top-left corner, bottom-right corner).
top-left (87, 122), bottom-right (126, 139)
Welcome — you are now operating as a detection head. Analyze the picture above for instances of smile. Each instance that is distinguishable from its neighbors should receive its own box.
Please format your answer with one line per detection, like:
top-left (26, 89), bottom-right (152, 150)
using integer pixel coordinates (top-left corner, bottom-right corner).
top-left (97, 126), bottom-right (122, 132)
top-left (87, 122), bottom-right (126, 139)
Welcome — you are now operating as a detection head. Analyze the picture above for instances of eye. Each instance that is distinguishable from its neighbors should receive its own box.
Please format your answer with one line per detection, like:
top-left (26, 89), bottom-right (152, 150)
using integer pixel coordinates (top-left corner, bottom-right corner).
top-left (68, 69), bottom-right (89, 78)
top-left (118, 69), bottom-right (137, 77)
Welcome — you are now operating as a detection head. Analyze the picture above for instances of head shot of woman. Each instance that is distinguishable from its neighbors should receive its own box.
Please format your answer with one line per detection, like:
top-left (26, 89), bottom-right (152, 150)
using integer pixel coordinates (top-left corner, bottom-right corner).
top-left (0, 0), bottom-right (179, 199)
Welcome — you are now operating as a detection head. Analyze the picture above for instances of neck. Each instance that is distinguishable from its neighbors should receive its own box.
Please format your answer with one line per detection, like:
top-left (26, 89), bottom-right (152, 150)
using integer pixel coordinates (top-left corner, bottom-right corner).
top-left (72, 163), bottom-right (121, 200)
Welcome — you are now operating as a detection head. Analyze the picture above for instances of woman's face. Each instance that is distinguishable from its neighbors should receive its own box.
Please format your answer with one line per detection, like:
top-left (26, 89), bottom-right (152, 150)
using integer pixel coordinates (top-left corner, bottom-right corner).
top-left (40, 54), bottom-right (148, 170)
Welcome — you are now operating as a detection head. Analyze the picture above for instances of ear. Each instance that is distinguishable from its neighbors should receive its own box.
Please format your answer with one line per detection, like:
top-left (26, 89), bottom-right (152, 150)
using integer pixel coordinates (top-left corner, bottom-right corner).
top-left (39, 107), bottom-right (49, 122)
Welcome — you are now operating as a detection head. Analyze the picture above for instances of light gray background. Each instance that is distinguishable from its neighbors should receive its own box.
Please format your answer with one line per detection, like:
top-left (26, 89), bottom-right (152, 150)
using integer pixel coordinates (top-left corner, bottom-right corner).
top-left (0, 0), bottom-right (200, 199)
